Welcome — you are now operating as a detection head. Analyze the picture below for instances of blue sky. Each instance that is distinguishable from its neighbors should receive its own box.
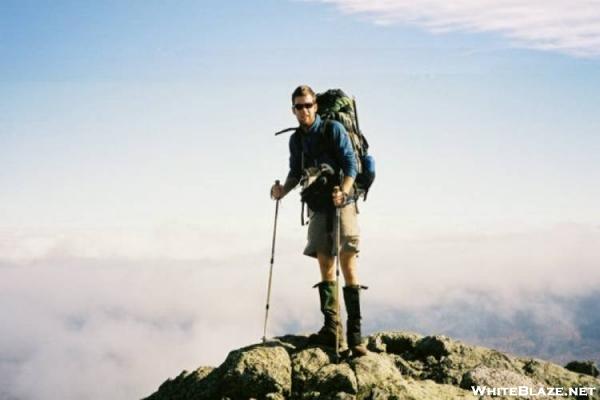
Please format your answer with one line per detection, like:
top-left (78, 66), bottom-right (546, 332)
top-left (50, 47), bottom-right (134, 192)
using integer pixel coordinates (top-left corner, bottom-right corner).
top-left (2, 0), bottom-right (600, 235)
top-left (1, 1), bottom-right (600, 399)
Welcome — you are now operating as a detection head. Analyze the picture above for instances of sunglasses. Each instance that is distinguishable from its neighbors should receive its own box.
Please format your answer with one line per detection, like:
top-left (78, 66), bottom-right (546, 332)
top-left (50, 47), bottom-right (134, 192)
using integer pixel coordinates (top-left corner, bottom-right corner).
top-left (293, 102), bottom-right (315, 110)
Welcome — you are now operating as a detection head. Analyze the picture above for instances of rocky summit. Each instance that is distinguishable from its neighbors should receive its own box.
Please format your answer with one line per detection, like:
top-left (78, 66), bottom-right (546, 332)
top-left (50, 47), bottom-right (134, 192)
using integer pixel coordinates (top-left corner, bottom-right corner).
top-left (143, 331), bottom-right (600, 400)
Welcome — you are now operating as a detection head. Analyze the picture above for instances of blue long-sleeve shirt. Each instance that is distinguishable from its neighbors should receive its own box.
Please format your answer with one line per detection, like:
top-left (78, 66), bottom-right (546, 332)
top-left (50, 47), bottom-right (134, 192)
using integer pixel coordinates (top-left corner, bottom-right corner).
top-left (287, 115), bottom-right (358, 182)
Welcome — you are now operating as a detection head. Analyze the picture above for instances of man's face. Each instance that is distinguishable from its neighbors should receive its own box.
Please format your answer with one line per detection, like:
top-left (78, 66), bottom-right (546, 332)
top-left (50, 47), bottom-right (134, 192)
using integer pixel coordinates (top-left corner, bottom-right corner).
top-left (292, 95), bottom-right (317, 128)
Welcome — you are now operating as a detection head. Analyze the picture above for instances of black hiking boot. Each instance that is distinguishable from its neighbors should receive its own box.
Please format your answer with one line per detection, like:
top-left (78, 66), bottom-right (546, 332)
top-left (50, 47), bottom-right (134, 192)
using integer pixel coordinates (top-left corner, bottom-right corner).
top-left (308, 281), bottom-right (344, 349)
top-left (343, 285), bottom-right (369, 357)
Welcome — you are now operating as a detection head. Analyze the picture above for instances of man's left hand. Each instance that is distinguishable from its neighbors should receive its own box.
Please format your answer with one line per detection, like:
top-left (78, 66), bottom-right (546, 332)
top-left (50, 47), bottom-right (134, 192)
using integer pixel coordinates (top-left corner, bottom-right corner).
top-left (332, 186), bottom-right (347, 207)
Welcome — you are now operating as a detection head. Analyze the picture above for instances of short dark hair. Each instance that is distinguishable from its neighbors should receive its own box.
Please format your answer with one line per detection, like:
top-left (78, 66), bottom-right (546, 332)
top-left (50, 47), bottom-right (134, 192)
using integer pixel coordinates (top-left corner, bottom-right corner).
top-left (291, 85), bottom-right (316, 104)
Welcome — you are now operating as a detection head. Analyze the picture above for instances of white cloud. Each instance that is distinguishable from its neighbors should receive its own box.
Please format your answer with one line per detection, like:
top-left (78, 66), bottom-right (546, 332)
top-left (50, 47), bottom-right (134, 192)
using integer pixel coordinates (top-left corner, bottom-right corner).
top-left (0, 225), bottom-right (275, 263)
top-left (316, 0), bottom-right (600, 57)
top-left (363, 222), bottom-right (600, 307)
top-left (1, 223), bottom-right (599, 399)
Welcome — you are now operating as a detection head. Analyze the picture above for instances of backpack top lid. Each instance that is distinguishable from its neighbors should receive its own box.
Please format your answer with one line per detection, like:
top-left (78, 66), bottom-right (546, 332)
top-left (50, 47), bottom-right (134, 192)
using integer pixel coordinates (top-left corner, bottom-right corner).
top-left (316, 89), bottom-right (357, 134)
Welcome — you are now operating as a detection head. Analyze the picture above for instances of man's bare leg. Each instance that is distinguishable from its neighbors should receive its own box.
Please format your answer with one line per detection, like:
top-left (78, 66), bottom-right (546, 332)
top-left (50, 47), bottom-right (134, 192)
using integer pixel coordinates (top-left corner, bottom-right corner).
top-left (340, 250), bottom-right (358, 286)
top-left (319, 250), bottom-right (359, 285)
top-left (317, 252), bottom-right (335, 282)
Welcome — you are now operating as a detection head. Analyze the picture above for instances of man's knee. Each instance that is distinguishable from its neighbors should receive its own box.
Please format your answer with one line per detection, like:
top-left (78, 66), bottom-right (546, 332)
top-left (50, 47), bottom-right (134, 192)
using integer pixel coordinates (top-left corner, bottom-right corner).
top-left (340, 250), bottom-right (357, 262)
top-left (317, 252), bottom-right (334, 267)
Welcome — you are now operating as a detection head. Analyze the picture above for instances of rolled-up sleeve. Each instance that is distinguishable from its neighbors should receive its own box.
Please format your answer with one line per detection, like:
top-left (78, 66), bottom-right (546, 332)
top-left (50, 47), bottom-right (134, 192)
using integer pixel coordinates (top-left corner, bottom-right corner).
top-left (330, 122), bottom-right (358, 178)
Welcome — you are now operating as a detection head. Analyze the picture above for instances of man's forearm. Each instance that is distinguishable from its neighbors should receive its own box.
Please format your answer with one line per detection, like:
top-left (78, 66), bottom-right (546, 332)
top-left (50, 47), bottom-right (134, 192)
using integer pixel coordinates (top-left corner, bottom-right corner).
top-left (283, 176), bottom-right (299, 196)
top-left (341, 176), bottom-right (355, 195)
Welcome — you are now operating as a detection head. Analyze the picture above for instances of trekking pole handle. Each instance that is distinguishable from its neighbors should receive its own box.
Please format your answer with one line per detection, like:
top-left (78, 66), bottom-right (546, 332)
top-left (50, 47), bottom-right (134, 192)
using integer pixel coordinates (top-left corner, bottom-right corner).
top-left (271, 180), bottom-right (281, 200)
top-left (271, 181), bottom-right (280, 262)
top-left (333, 186), bottom-right (351, 207)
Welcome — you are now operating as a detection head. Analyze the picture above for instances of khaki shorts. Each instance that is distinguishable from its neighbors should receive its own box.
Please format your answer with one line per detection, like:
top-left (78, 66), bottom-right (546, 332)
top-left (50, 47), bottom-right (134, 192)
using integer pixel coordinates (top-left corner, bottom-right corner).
top-left (303, 203), bottom-right (360, 258)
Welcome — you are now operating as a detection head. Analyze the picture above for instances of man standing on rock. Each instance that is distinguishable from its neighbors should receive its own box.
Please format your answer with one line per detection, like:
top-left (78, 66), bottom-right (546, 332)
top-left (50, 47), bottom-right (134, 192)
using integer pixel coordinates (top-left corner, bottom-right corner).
top-left (271, 85), bottom-right (368, 357)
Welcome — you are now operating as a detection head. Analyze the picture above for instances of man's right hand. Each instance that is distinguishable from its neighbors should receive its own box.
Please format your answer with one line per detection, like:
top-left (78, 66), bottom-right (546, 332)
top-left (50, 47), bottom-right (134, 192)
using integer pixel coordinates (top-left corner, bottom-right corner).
top-left (271, 182), bottom-right (285, 200)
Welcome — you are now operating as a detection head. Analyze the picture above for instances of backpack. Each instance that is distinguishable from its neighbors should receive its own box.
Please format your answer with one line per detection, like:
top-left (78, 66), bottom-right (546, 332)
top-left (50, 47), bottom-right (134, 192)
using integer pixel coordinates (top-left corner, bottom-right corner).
top-left (275, 89), bottom-right (376, 200)
top-left (316, 89), bottom-right (375, 200)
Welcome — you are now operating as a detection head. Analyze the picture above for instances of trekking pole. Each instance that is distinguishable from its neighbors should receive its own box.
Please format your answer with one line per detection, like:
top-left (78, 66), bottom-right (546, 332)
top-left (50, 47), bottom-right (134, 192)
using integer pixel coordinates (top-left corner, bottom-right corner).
top-left (262, 180), bottom-right (281, 343)
top-left (334, 189), bottom-right (342, 363)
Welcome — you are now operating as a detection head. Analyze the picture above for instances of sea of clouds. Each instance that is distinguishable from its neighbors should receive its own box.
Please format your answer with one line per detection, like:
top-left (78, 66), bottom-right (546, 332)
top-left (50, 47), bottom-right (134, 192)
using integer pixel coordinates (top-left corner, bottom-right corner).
top-left (1, 222), bottom-right (599, 399)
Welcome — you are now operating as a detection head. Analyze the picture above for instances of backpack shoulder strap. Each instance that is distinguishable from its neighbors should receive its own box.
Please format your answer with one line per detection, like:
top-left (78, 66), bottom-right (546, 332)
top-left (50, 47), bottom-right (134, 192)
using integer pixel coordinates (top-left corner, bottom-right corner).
top-left (293, 128), bottom-right (305, 171)
top-left (318, 119), bottom-right (336, 156)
